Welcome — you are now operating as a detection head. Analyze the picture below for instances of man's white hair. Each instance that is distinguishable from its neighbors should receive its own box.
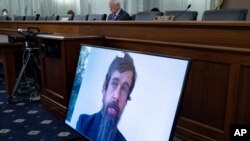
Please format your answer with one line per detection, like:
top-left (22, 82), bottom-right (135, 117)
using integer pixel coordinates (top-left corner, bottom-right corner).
top-left (109, 0), bottom-right (121, 5)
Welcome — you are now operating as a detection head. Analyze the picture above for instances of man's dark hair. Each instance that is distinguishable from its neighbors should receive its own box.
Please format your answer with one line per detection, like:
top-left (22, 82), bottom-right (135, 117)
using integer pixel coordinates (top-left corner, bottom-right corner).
top-left (104, 52), bottom-right (136, 100)
top-left (151, 7), bottom-right (160, 12)
top-left (2, 9), bottom-right (8, 13)
top-left (67, 10), bottom-right (75, 15)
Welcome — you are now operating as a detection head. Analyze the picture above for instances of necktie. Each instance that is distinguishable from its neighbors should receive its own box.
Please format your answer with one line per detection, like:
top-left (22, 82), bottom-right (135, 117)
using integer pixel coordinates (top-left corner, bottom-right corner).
top-left (113, 14), bottom-right (116, 20)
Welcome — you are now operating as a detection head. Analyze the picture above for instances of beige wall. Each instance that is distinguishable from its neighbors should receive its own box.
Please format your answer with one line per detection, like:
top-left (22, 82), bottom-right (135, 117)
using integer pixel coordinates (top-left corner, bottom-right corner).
top-left (222, 0), bottom-right (250, 20)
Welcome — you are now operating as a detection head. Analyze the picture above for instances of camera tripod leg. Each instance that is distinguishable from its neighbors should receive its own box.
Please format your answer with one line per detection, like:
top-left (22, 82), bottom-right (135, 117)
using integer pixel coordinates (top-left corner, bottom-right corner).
top-left (8, 54), bottom-right (31, 104)
top-left (31, 54), bottom-right (41, 71)
top-left (25, 53), bottom-right (41, 101)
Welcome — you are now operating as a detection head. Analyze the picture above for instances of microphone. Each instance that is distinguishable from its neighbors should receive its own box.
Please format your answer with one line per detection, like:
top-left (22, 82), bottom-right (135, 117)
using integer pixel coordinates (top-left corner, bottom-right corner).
top-left (174, 4), bottom-right (191, 20)
top-left (25, 6), bottom-right (27, 16)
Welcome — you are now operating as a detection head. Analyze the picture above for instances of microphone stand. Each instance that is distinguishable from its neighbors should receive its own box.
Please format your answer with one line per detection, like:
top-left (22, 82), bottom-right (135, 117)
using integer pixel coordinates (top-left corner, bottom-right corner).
top-left (174, 4), bottom-right (192, 20)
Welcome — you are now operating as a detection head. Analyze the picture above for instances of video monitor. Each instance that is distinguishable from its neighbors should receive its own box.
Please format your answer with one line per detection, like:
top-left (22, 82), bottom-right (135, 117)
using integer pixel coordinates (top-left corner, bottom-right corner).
top-left (65, 45), bottom-right (190, 141)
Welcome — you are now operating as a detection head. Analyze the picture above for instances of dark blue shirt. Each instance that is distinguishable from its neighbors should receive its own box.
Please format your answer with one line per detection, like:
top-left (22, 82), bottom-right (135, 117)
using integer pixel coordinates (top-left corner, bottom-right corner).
top-left (76, 112), bottom-right (126, 141)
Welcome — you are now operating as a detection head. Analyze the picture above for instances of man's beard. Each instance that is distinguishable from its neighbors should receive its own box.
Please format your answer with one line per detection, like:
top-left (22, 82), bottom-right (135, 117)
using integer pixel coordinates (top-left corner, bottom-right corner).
top-left (96, 101), bottom-right (120, 141)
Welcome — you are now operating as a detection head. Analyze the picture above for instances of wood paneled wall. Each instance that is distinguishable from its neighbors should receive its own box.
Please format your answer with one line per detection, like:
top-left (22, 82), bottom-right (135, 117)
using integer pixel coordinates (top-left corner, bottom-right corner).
top-left (1, 21), bottom-right (250, 141)
top-left (222, 0), bottom-right (250, 20)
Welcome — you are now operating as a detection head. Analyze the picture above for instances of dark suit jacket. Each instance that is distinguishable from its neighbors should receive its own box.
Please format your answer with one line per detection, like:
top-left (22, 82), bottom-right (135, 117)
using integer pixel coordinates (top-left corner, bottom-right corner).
top-left (76, 112), bottom-right (126, 141)
top-left (107, 9), bottom-right (130, 21)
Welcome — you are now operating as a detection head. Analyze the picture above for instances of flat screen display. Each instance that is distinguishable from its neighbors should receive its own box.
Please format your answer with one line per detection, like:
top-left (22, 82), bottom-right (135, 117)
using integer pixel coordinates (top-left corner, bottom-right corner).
top-left (65, 45), bottom-right (190, 141)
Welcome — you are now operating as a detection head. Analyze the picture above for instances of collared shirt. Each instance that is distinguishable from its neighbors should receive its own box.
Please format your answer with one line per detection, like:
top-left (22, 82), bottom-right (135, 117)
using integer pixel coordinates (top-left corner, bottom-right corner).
top-left (113, 8), bottom-right (121, 20)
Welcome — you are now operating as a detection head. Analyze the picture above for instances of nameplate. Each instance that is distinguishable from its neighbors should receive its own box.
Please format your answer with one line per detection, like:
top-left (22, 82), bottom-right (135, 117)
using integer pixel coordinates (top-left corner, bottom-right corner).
top-left (60, 17), bottom-right (70, 21)
top-left (154, 16), bottom-right (175, 21)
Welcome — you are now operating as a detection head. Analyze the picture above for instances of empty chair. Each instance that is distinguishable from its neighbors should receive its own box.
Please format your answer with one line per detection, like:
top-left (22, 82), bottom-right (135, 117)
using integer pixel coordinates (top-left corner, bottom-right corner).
top-left (26, 15), bottom-right (40, 21)
top-left (13, 16), bottom-right (26, 21)
top-left (87, 14), bottom-right (107, 21)
top-left (165, 10), bottom-right (198, 21)
top-left (73, 15), bottom-right (87, 21)
top-left (130, 14), bottom-right (136, 20)
top-left (26, 16), bottom-right (36, 21)
top-left (59, 15), bottom-right (73, 21)
top-left (38, 16), bottom-right (46, 21)
top-left (202, 9), bottom-right (248, 21)
top-left (46, 15), bottom-right (59, 21)
top-left (134, 11), bottom-right (163, 21)
top-left (0, 16), bottom-right (8, 21)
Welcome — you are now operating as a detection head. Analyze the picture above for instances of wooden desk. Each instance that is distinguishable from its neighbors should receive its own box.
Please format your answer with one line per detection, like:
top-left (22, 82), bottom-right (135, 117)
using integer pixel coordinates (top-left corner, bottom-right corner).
top-left (37, 34), bottom-right (104, 121)
top-left (0, 42), bottom-right (23, 96)
top-left (1, 21), bottom-right (250, 141)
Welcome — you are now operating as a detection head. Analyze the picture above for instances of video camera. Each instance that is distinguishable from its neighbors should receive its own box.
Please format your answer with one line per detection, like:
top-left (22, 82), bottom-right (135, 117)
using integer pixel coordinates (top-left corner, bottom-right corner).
top-left (8, 27), bottom-right (40, 48)
top-left (7, 27), bottom-right (43, 103)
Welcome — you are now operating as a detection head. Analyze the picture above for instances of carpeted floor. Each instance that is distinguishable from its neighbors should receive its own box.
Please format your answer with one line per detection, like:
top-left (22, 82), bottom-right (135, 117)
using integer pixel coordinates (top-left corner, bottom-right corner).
top-left (0, 71), bottom-right (86, 141)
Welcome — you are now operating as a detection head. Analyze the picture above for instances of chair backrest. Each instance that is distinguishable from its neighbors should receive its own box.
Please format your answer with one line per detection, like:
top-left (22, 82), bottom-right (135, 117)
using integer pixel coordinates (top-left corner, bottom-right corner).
top-left (165, 10), bottom-right (198, 21)
top-left (202, 9), bottom-right (248, 21)
top-left (38, 16), bottom-right (46, 21)
top-left (26, 15), bottom-right (40, 21)
top-left (46, 15), bottom-right (59, 21)
top-left (13, 16), bottom-right (26, 21)
top-left (73, 15), bottom-right (87, 21)
top-left (134, 11), bottom-right (163, 21)
top-left (0, 16), bottom-right (8, 21)
top-left (59, 15), bottom-right (73, 21)
top-left (130, 14), bottom-right (136, 20)
top-left (87, 14), bottom-right (107, 21)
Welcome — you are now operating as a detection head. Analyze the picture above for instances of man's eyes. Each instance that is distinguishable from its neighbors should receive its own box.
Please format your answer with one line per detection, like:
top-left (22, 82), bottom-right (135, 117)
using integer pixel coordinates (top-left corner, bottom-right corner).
top-left (111, 81), bottom-right (118, 88)
top-left (121, 86), bottom-right (129, 96)
top-left (111, 81), bottom-right (129, 96)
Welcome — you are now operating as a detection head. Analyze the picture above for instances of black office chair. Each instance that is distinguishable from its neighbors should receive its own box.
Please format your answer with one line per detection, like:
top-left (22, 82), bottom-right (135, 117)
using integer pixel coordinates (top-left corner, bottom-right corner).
top-left (0, 16), bottom-right (8, 21)
top-left (134, 11), bottom-right (163, 21)
top-left (165, 10), bottom-right (198, 21)
top-left (202, 9), bottom-right (248, 21)
top-left (38, 16), bottom-right (46, 21)
top-left (59, 15), bottom-right (73, 21)
top-left (26, 15), bottom-right (40, 21)
top-left (130, 14), bottom-right (136, 20)
top-left (13, 16), bottom-right (26, 21)
top-left (87, 14), bottom-right (107, 21)
top-left (46, 15), bottom-right (59, 21)
top-left (73, 15), bottom-right (87, 21)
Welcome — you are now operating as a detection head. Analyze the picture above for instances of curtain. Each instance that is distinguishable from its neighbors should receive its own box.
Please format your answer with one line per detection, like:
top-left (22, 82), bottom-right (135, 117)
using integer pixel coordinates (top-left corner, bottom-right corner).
top-left (143, 0), bottom-right (158, 11)
top-left (213, 0), bottom-right (223, 10)
top-left (137, 0), bottom-right (144, 12)
top-left (79, 0), bottom-right (89, 15)
top-left (0, 0), bottom-right (9, 13)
